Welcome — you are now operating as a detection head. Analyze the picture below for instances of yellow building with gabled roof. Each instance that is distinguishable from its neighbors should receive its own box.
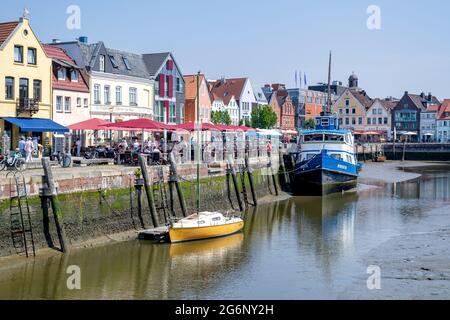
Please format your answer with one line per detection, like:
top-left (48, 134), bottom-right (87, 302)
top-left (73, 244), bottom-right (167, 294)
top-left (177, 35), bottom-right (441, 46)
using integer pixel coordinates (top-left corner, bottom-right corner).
top-left (0, 14), bottom-right (53, 152)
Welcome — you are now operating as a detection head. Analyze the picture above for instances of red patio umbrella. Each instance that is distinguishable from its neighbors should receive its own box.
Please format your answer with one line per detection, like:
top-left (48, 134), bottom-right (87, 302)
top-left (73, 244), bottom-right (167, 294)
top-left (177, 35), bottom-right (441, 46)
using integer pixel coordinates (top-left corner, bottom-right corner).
top-left (101, 118), bottom-right (170, 131)
top-left (170, 122), bottom-right (221, 131)
top-left (68, 118), bottom-right (114, 131)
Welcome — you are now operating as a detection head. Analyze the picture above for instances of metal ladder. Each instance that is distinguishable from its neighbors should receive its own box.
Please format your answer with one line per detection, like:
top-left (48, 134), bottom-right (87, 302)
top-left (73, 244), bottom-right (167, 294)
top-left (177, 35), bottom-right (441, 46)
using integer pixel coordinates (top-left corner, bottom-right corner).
top-left (152, 166), bottom-right (170, 225)
top-left (8, 172), bottom-right (36, 258)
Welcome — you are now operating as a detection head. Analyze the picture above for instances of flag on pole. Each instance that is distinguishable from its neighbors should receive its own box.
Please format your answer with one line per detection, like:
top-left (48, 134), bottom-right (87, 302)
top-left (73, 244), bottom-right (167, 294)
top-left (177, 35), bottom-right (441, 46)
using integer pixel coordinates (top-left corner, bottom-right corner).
top-left (304, 73), bottom-right (307, 87)
top-left (295, 71), bottom-right (298, 88)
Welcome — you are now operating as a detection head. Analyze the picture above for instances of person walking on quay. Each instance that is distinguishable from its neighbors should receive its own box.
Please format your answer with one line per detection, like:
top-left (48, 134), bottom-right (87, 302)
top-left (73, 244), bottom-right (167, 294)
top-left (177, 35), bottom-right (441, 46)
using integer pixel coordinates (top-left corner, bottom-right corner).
top-left (25, 137), bottom-right (34, 163)
top-left (19, 136), bottom-right (26, 157)
top-left (266, 140), bottom-right (273, 159)
top-left (76, 138), bottom-right (82, 157)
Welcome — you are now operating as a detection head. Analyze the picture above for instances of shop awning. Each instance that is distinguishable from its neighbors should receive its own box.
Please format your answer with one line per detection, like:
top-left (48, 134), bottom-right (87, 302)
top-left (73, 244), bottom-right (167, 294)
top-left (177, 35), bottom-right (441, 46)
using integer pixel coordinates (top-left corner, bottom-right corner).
top-left (2, 117), bottom-right (69, 133)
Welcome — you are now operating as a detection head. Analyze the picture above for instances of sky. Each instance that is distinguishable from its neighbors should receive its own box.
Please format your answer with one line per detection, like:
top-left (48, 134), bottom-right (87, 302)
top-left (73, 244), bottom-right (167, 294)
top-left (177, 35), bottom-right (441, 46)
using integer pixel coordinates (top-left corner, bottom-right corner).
top-left (2, 0), bottom-right (450, 100)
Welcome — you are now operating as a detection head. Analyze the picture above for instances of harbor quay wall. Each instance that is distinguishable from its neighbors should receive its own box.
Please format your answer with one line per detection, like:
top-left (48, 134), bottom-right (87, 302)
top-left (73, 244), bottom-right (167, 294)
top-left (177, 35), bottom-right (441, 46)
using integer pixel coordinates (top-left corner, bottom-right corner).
top-left (354, 143), bottom-right (450, 161)
top-left (0, 157), bottom-right (281, 258)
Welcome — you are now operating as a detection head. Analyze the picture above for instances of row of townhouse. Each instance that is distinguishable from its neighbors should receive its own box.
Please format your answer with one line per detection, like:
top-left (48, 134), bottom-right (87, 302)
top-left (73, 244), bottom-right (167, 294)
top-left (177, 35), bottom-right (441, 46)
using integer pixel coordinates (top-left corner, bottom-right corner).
top-left (0, 15), bottom-right (190, 151)
top-left (1, 14), bottom-right (285, 153)
top-left (328, 73), bottom-right (446, 142)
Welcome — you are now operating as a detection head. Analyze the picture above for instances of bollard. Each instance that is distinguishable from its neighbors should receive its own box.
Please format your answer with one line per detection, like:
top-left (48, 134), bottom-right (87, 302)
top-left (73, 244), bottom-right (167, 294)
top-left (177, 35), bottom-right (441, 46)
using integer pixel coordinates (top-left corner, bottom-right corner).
top-left (245, 155), bottom-right (257, 206)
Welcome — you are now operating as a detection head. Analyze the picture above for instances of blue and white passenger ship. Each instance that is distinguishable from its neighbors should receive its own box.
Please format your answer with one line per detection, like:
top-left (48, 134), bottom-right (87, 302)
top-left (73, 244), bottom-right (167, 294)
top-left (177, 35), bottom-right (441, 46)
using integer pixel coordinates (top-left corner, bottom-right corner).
top-left (292, 113), bottom-right (360, 196)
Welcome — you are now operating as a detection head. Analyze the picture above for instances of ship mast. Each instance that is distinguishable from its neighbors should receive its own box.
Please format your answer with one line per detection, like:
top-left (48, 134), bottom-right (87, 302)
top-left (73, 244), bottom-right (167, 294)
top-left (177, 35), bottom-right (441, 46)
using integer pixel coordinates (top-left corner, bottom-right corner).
top-left (326, 51), bottom-right (332, 115)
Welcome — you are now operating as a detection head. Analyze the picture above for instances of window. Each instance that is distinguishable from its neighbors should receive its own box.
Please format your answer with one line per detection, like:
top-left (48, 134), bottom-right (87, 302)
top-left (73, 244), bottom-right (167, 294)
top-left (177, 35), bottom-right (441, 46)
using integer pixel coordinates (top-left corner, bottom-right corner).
top-left (169, 103), bottom-right (176, 123)
top-left (14, 46), bottom-right (23, 63)
top-left (116, 86), bottom-right (122, 105)
top-left (176, 77), bottom-right (182, 92)
top-left (83, 98), bottom-right (88, 108)
top-left (5, 77), bottom-right (14, 100)
top-left (165, 77), bottom-right (169, 96)
top-left (57, 68), bottom-right (66, 80)
top-left (33, 80), bottom-right (41, 101)
top-left (345, 118), bottom-right (349, 125)
top-left (104, 86), bottom-right (111, 104)
top-left (123, 57), bottom-right (131, 70)
top-left (339, 109), bottom-right (343, 114)
top-left (64, 97), bottom-right (71, 112)
top-left (378, 118), bottom-right (383, 125)
top-left (154, 101), bottom-right (165, 123)
top-left (352, 108), bottom-right (356, 114)
top-left (358, 117), bottom-right (363, 125)
top-left (27, 48), bottom-right (37, 65)
top-left (19, 78), bottom-right (29, 99)
top-left (77, 97), bottom-right (81, 107)
top-left (70, 70), bottom-right (78, 82)
top-left (345, 109), bottom-right (349, 114)
top-left (129, 88), bottom-right (137, 105)
top-left (56, 96), bottom-right (63, 112)
top-left (109, 55), bottom-right (118, 68)
top-left (180, 103), bottom-right (185, 123)
top-left (352, 117), bottom-right (356, 125)
top-left (99, 55), bottom-right (105, 72)
top-left (94, 84), bottom-right (101, 104)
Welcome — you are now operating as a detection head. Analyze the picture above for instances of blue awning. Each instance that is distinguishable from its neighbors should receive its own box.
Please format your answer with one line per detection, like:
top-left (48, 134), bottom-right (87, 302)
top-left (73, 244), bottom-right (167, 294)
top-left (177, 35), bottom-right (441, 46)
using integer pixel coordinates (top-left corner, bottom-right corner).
top-left (2, 118), bottom-right (69, 133)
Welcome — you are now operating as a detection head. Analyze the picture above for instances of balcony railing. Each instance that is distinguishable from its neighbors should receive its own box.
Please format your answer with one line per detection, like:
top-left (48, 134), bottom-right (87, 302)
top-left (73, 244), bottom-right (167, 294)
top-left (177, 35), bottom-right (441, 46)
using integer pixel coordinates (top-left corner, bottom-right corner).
top-left (16, 98), bottom-right (39, 116)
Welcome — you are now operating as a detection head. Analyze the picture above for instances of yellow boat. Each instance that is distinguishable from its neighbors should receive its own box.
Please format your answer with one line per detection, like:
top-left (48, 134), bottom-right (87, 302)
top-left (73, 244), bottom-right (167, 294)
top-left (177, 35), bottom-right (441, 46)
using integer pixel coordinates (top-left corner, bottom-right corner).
top-left (169, 212), bottom-right (244, 243)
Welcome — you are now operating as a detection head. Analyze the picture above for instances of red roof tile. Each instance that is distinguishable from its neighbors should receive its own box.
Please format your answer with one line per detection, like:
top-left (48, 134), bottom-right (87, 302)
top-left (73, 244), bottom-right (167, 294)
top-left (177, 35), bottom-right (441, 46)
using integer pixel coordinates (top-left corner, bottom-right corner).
top-left (43, 44), bottom-right (89, 93)
top-left (437, 99), bottom-right (450, 120)
top-left (210, 78), bottom-right (247, 105)
top-left (0, 21), bottom-right (19, 46)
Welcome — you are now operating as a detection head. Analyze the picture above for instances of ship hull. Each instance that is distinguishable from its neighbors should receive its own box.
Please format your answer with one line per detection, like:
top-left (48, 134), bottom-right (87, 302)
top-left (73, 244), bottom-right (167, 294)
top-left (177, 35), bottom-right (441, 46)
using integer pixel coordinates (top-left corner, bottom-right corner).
top-left (291, 168), bottom-right (357, 196)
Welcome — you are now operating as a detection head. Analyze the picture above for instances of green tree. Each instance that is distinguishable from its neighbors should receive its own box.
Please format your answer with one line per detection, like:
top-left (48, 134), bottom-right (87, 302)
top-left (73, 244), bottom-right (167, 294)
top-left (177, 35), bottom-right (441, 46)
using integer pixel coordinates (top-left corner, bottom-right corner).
top-left (211, 110), bottom-right (232, 125)
top-left (305, 118), bottom-right (316, 129)
top-left (239, 119), bottom-right (252, 127)
top-left (251, 105), bottom-right (278, 129)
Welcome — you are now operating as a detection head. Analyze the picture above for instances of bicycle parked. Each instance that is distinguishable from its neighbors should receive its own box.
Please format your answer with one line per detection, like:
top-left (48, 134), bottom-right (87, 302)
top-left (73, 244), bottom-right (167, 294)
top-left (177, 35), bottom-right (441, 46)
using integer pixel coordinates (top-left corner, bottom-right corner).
top-left (0, 150), bottom-right (26, 172)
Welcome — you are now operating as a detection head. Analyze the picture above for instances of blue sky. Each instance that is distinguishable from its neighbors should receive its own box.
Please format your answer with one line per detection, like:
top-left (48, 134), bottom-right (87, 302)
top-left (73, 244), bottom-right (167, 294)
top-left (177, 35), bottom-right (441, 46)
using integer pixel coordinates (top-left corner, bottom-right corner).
top-left (2, 0), bottom-right (450, 99)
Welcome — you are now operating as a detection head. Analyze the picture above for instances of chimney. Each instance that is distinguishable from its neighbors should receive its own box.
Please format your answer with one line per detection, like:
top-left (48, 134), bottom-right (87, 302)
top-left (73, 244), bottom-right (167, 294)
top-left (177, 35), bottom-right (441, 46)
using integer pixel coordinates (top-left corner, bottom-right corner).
top-left (420, 92), bottom-right (425, 98)
top-left (428, 92), bottom-right (432, 101)
top-left (405, 91), bottom-right (409, 96)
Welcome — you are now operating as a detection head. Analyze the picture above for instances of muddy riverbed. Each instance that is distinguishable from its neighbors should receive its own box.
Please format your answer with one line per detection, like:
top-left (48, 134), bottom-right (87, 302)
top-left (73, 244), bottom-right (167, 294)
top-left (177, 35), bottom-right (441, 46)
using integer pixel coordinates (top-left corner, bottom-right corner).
top-left (0, 161), bottom-right (449, 300)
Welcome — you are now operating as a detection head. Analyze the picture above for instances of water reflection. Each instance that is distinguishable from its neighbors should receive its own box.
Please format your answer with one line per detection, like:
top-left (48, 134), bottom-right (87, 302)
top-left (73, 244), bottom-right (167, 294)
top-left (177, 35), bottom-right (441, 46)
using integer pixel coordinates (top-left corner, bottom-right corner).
top-left (0, 165), bottom-right (449, 299)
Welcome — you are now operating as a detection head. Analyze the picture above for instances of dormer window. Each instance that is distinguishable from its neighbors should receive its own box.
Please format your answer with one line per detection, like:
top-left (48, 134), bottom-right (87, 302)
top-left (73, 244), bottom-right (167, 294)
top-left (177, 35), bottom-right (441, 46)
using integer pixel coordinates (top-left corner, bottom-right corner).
top-left (123, 57), bottom-right (131, 70)
top-left (109, 55), bottom-right (118, 68)
top-left (99, 55), bottom-right (105, 72)
top-left (57, 67), bottom-right (67, 80)
top-left (70, 70), bottom-right (78, 82)
top-left (224, 91), bottom-right (229, 97)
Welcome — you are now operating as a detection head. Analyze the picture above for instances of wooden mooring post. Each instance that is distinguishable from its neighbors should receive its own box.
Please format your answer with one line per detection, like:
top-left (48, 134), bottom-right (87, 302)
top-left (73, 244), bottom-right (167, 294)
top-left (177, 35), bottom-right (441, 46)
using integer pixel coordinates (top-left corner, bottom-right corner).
top-left (268, 156), bottom-right (279, 196)
top-left (168, 152), bottom-right (187, 217)
top-left (227, 155), bottom-right (243, 212)
top-left (245, 154), bottom-right (257, 206)
top-left (134, 178), bottom-right (146, 229)
top-left (138, 155), bottom-right (159, 228)
top-left (41, 158), bottom-right (68, 253)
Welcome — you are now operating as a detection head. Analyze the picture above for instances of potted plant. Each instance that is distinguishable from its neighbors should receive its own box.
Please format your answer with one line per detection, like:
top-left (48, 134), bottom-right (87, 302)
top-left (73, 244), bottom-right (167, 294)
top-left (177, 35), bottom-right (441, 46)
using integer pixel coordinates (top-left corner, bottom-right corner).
top-left (134, 168), bottom-right (144, 186)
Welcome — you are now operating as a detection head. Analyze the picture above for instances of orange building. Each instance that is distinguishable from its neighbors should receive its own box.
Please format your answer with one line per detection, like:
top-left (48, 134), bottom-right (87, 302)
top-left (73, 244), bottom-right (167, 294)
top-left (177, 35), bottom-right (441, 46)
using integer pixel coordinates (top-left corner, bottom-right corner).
top-left (304, 90), bottom-right (326, 121)
top-left (183, 74), bottom-right (212, 123)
